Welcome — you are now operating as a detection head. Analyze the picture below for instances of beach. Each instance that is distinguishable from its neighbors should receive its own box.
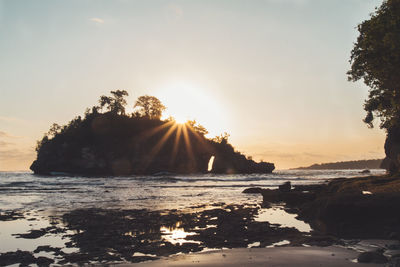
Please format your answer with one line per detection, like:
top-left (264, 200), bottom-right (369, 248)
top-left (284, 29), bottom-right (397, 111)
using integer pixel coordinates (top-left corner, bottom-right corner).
top-left (1, 169), bottom-right (397, 266)
top-left (125, 246), bottom-right (384, 267)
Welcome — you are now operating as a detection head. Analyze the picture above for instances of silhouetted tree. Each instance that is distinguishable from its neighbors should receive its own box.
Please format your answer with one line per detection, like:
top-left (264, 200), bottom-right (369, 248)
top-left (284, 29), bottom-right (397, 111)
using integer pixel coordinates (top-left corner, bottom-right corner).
top-left (35, 135), bottom-right (48, 152)
top-left (212, 132), bottom-right (230, 144)
top-left (99, 90), bottom-right (129, 115)
top-left (348, 0), bottom-right (400, 130)
top-left (47, 123), bottom-right (61, 138)
top-left (348, 0), bottom-right (400, 174)
top-left (187, 120), bottom-right (209, 136)
top-left (134, 95), bottom-right (166, 119)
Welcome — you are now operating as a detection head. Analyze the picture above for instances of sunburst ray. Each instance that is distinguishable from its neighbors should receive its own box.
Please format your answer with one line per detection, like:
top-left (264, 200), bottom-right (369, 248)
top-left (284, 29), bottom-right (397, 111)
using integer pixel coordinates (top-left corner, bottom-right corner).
top-left (185, 124), bottom-right (214, 153)
top-left (141, 123), bottom-right (177, 170)
top-left (138, 120), bottom-right (174, 142)
top-left (182, 124), bottom-right (197, 171)
top-left (169, 124), bottom-right (182, 166)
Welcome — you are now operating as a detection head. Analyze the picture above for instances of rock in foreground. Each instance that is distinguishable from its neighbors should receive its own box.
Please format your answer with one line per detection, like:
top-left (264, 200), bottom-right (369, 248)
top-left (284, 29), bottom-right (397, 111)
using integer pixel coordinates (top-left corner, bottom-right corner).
top-left (252, 176), bottom-right (400, 239)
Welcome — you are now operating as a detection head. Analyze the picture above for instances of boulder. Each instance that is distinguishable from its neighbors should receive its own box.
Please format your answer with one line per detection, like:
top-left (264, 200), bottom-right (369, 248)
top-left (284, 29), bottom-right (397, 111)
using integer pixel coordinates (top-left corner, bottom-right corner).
top-left (0, 250), bottom-right (36, 266)
top-left (242, 187), bottom-right (262, 194)
top-left (261, 189), bottom-right (316, 206)
top-left (357, 251), bottom-right (388, 263)
top-left (279, 181), bottom-right (291, 192)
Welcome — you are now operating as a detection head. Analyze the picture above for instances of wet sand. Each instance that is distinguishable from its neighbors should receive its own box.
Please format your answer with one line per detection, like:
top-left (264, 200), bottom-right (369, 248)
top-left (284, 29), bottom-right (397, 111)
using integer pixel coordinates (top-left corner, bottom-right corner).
top-left (2, 206), bottom-right (397, 265)
top-left (124, 246), bottom-right (382, 267)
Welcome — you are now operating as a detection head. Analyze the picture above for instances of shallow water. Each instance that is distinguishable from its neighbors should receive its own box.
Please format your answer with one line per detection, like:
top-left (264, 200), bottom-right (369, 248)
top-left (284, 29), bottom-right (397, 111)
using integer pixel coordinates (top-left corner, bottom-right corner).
top-left (0, 217), bottom-right (78, 254)
top-left (0, 169), bottom-right (386, 264)
top-left (0, 169), bottom-right (385, 212)
top-left (255, 206), bottom-right (312, 232)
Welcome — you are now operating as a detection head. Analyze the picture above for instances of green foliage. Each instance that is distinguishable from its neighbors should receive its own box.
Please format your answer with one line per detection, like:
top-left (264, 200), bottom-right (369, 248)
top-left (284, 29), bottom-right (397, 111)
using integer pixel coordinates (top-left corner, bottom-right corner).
top-left (134, 95), bottom-right (166, 119)
top-left (99, 90), bottom-right (129, 115)
top-left (348, 0), bottom-right (400, 130)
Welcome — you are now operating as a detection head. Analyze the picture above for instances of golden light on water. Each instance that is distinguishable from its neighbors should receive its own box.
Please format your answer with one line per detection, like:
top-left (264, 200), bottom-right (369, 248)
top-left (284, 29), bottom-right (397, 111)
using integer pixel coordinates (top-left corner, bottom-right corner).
top-left (160, 222), bottom-right (196, 244)
top-left (161, 227), bottom-right (187, 239)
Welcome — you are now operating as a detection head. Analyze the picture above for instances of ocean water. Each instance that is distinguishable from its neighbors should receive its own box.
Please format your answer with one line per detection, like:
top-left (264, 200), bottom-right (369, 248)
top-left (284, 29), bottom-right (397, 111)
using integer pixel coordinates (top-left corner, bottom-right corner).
top-left (0, 169), bottom-right (387, 259)
top-left (0, 169), bottom-right (386, 212)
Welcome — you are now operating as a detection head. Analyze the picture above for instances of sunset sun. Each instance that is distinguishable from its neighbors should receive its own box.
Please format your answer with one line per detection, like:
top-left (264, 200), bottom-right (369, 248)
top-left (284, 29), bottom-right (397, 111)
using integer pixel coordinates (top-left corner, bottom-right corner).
top-left (156, 82), bottom-right (228, 137)
top-left (171, 113), bottom-right (187, 125)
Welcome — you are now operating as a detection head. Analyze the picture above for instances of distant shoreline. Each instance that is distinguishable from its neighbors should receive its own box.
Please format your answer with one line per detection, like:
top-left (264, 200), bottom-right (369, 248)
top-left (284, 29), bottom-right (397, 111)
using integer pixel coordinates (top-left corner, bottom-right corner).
top-left (293, 158), bottom-right (383, 170)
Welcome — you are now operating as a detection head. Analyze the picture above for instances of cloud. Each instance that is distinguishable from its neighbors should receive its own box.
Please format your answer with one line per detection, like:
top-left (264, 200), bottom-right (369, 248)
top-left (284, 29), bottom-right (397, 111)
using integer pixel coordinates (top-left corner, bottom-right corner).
top-left (0, 116), bottom-right (25, 123)
top-left (0, 141), bottom-right (35, 171)
top-left (0, 147), bottom-right (35, 171)
top-left (165, 3), bottom-right (183, 22)
top-left (89, 17), bottom-right (104, 24)
top-left (0, 131), bottom-right (10, 138)
top-left (0, 140), bottom-right (12, 147)
top-left (0, 130), bottom-right (35, 170)
top-left (0, 130), bottom-right (20, 139)
top-left (0, 149), bottom-right (35, 160)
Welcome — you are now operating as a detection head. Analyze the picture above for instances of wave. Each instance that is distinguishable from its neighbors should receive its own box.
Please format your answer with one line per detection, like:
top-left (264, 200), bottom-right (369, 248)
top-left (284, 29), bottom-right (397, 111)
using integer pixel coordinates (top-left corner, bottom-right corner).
top-left (121, 176), bottom-right (311, 183)
top-left (151, 184), bottom-right (291, 188)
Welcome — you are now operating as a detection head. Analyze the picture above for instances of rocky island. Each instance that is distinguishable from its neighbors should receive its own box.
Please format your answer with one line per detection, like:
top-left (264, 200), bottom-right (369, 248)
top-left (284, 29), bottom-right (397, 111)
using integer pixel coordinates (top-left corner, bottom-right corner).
top-left (30, 90), bottom-right (274, 176)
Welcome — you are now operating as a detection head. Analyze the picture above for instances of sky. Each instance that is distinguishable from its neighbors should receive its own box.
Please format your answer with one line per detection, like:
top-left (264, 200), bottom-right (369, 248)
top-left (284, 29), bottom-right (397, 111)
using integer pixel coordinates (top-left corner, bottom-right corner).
top-left (0, 0), bottom-right (386, 171)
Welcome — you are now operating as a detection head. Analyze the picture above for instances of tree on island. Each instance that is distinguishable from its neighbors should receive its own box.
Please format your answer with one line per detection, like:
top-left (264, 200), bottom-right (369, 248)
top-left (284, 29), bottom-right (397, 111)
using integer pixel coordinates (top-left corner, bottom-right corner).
top-left (134, 95), bottom-right (166, 119)
top-left (99, 90), bottom-right (129, 115)
top-left (348, 0), bottom-right (400, 173)
top-left (212, 132), bottom-right (230, 144)
top-left (187, 120), bottom-right (209, 136)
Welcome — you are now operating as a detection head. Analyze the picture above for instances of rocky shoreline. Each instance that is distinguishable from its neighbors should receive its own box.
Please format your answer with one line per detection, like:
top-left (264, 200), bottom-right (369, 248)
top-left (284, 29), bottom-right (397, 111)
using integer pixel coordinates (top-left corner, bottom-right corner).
top-left (244, 175), bottom-right (400, 265)
top-left (246, 175), bottom-right (400, 239)
top-left (0, 204), bottom-right (327, 266)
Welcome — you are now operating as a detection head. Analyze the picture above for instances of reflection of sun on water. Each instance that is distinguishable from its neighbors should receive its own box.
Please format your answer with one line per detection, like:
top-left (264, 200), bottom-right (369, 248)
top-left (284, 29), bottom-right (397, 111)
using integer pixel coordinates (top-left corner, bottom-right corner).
top-left (156, 82), bottom-right (228, 137)
top-left (160, 221), bottom-right (197, 244)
